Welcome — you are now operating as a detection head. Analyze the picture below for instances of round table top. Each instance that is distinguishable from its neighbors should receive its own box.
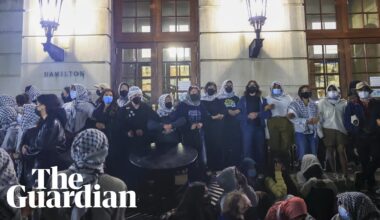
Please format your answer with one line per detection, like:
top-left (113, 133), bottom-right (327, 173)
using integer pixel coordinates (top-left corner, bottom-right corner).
top-left (129, 144), bottom-right (198, 170)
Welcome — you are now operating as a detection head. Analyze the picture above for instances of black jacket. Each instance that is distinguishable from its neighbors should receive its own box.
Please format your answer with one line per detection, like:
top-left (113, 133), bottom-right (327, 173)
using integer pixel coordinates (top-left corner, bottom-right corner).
top-left (24, 117), bottom-right (70, 171)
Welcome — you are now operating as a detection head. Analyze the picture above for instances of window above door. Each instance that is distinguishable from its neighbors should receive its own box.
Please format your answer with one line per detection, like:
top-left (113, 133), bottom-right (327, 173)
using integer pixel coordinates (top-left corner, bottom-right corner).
top-left (114, 0), bottom-right (198, 42)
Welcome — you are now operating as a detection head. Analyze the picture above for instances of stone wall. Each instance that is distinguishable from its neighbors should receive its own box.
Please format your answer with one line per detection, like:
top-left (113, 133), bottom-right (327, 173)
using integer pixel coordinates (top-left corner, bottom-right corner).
top-left (0, 0), bottom-right (112, 96)
top-left (199, 0), bottom-right (308, 97)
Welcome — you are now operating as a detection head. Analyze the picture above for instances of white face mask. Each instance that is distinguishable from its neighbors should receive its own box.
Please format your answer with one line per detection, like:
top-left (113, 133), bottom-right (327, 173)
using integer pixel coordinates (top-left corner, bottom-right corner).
top-left (327, 91), bottom-right (339, 99)
top-left (358, 91), bottom-right (369, 99)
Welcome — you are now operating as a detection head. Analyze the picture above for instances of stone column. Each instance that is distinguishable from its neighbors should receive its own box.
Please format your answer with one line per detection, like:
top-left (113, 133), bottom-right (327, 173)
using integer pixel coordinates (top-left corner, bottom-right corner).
top-left (0, 0), bottom-right (23, 95)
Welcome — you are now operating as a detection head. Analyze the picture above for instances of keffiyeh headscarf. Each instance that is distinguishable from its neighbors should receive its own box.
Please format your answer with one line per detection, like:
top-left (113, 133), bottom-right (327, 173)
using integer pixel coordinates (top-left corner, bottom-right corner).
top-left (0, 106), bottom-right (17, 130)
top-left (0, 95), bottom-right (16, 107)
top-left (288, 96), bottom-right (318, 135)
top-left (117, 82), bottom-right (129, 107)
top-left (128, 86), bottom-right (143, 101)
top-left (337, 192), bottom-right (380, 220)
top-left (64, 84), bottom-right (90, 133)
top-left (20, 104), bottom-right (40, 131)
top-left (0, 148), bottom-right (19, 201)
top-left (25, 85), bottom-right (41, 103)
top-left (218, 80), bottom-right (235, 99)
top-left (72, 84), bottom-right (90, 103)
top-left (184, 86), bottom-right (201, 106)
top-left (288, 97), bottom-right (318, 119)
top-left (157, 94), bottom-right (174, 117)
top-left (69, 129), bottom-right (109, 220)
top-left (69, 129), bottom-right (108, 180)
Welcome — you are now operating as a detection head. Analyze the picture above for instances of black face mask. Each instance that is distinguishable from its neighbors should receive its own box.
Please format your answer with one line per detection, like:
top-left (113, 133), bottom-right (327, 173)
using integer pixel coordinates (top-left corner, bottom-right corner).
top-left (248, 86), bottom-right (257, 94)
top-left (300, 92), bottom-right (312, 99)
top-left (120, 90), bottom-right (128, 98)
top-left (207, 88), bottom-right (215, 96)
top-left (96, 90), bottom-right (102, 96)
top-left (225, 87), bottom-right (233, 93)
top-left (165, 102), bottom-right (173, 109)
top-left (190, 94), bottom-right (200, 102)
top-left (132, 96), bottom-right (141, 105)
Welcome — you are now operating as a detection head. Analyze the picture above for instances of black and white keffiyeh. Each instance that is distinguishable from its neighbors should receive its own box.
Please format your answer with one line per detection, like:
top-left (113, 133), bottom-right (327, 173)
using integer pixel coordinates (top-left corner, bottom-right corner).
top-left (64, 84), bottom-right (91, 133)
top-left (337, 192), bottom-right (380, 220)
top-left (0, 148), bottom-right (18, 201)
top-left (0, 107), bottom-right (17, 130)
top-left (218, 80), bottom-right (235, 99)
top-left (72, 84), bottom-right (90, 103)
top-left (69, 129), bottom-right (108, 220)
top-left (25, 85), bottom-right (41, 103)
top-left (69, 128), bottom-right (108, 183)
top-left (128, 86), bottom-right (143, 101)
top-left (20, 104), bottom-right (40, 131)
top-left (0, 95), bottom-right (16, 107)
top-left (288, 97), bottom-right (318, 119)
top-left (157, 94), bottom-right (174, 117)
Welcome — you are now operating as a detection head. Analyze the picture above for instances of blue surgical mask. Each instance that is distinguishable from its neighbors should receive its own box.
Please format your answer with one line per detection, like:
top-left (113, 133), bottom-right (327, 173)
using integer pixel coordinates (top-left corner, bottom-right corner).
top-left (103, 96), bottom-right (113, 104)
top-left (247, 169), bottom-right (257, 178)
top-left (272, 88), bottom-right (282, 96)
top-left (70, 91), bottom-right (77, 99)
top-left (358, 91), bottom-right (369, 99)
top-left (338, 206), bottom-right (350, 220)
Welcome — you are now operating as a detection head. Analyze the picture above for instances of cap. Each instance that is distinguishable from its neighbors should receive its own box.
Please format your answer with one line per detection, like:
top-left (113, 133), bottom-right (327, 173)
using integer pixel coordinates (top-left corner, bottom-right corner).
top-left (355, 81), bottom-right (370, 90)
top-left (94, 83), bottom-right (110, 90)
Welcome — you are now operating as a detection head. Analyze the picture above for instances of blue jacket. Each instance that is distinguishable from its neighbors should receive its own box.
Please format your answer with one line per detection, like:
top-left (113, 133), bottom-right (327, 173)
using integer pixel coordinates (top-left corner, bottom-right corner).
top-left (344, 101), bottom-right (366, 134)
top-left (237, 96), bottom-right (272, 128)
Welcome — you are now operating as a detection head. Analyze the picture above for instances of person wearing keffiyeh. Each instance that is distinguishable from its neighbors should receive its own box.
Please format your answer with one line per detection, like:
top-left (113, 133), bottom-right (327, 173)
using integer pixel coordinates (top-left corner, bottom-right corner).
top-left (331, 192), bottom-right (380, 220)
top-left (148, 94), bottom-right (185, 147)
top-left (42, 129), bottom-right (127, 220)
top-left (0, 94), bottom-right (17, 108)
top-left (287, 85), bottom-right (319, 161)
top-left (63, 84), bottom-right (95, 145)
top-left (157, 93), bottom-right (174, 117)
top-left (24, 85), bottom-right (41, 104)
top-left (0, 148), bottom-right (21, 220)
top-left (0, 105), bottom-right (17, 148)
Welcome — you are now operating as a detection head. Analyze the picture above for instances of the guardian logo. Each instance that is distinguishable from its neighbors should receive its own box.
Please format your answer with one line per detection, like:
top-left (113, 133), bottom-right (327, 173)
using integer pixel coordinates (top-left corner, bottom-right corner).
top-left (6, 167), bottom-right (137, 209)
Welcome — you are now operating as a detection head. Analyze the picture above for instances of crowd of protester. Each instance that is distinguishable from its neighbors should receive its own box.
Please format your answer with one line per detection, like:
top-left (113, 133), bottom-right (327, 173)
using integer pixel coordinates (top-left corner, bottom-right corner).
top-left (0, 79), bottom-right (379, 220)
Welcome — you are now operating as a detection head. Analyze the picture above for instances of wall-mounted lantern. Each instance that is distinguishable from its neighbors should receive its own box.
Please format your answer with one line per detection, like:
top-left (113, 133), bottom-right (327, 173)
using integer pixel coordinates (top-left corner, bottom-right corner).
top-left (245, 0), bottom-right (267, 58)
top-left (39, 0), bottom-right (64, 62)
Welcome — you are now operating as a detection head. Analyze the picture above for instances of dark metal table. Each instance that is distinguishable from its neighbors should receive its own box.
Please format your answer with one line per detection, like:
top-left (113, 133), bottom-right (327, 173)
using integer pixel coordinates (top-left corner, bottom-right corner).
top-left (129, 144), bottom-right (198, 170)
top-left (129, 144), bottom-right (198, 213)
